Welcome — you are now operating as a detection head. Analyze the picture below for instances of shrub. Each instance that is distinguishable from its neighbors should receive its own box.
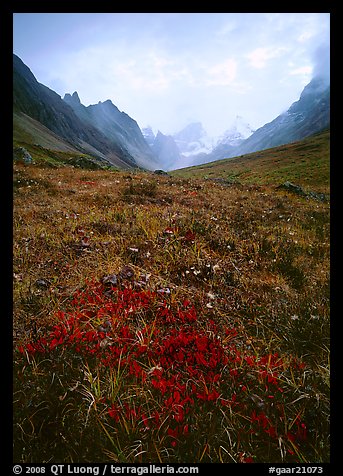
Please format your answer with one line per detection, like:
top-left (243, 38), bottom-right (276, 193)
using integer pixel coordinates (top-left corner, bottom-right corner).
top-left (14, 280), bottom-right (325, 463)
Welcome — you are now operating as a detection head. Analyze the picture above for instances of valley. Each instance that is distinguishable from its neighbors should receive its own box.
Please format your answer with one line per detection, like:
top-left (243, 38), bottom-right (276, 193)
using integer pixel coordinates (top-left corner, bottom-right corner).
top-left (172, 129), bottom-right (330, 192)
top-left (12, 52), bottom-right (330, 465)
top-left (13, 140), bottom-right (330, 462)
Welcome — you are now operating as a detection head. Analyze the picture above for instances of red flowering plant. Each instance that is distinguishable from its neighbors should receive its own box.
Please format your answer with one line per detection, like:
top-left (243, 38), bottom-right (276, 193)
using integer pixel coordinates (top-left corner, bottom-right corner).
top-left (15, 278), bottom-right (315, 463)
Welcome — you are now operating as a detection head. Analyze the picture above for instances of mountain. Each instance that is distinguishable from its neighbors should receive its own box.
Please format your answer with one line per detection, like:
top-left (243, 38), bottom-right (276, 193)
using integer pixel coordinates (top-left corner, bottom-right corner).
top-left (64, 93), bottom-right (160, 170)
top-left (168, 117), bottom-right (254, 169)
top-left (13, 54), bottom-right (117, 164)
top-left (13, 54), bottom-right (160, 170)
top-left (141, 126), bottom-right (182, 170)
top-left (199, 116), bottom-right (255, 164)
top-left (141, 126), bottom-right (156, 148)
top-left (171, 128), bottom-right (330, 193)
top-left (216, 116), bottom-right (255, 148)
top-left (150, 131), bottom-right (182, 170)
top-left (13, 111), bottom-right (87, 154)
top-left (173, 122), bottom-right (214, 157)
top-left (204, 76), bottom-right (330, 163)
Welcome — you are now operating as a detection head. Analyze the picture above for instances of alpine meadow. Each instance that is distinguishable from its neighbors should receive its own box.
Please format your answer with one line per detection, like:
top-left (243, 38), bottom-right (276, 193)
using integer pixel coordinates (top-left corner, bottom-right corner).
top-left (13, 13), bottom-right (330, 467)
top-left (13, 134), bottom-right (330, 463)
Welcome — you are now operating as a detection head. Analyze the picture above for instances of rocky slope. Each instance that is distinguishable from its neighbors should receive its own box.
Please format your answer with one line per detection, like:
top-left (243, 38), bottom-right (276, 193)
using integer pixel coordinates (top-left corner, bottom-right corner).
top-left (13, 54), bottom-right (160, 170)
top-left (150, 131), bottom-right (182, 170)
top-left (64, 92), bottom-right (160, 170)
top-left (206, 76), bottom-right (330, 163)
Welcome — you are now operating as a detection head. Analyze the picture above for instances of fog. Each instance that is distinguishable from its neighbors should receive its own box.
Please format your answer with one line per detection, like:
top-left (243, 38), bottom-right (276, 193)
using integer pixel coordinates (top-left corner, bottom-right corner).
top-left (14, 13), bottom-right (330, 143)
top-left (312, 42), bottom-right (330, 84)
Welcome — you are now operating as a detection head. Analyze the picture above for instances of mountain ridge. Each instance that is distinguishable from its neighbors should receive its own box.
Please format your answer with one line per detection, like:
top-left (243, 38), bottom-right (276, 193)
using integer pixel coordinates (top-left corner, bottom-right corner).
top-left (150, 130), bottom-right (182, 170)
top-left (171, 128), bottom-right (330, 193)
top-left (13, 53), bottom-right (330, 173)
top-left (13, 54), bottom-right (160, 170)
top-left (204, 75), bottom-right (330, 163)
top-left (164, 76), bottom-right (329, 170)
top-left (63, 91), bottom-right (158, 170)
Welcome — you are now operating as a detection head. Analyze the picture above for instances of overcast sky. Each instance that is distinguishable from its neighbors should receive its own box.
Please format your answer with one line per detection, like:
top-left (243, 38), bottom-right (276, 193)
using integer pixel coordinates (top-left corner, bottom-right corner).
top-left (13, 12), bottom-right (330, 138)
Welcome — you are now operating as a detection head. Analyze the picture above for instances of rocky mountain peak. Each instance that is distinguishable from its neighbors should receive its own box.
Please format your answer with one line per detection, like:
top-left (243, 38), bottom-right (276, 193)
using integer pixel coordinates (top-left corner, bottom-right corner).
top-left (100, 99), bottom-right (114, 106)
top-left (151, 130), bottom-right (182, 170)
top-left (299, 76), bottom-right (329, 99)
top-left (63, 91), bottom-right (81, 106)
top-left (14, 53), bottom-right (161, 171)
top-left (173, 122), bottom-right (206, 143)
top-left (216, 116), bottom-right (255, 148)
top-left (141, 126), bottom-right (156, 148)
top-left (72, 91), bottom-right (81, 103)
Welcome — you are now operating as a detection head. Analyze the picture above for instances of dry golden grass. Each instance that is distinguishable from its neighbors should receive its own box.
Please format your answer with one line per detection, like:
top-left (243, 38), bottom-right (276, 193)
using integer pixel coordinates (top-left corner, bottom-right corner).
top-left (172, 129), bottom-right (330, 193)
top-left (13, 161), bottom-right (330, 463)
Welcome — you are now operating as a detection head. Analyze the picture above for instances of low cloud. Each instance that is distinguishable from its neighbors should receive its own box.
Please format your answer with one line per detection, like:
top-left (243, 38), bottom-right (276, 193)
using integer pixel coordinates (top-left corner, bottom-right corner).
top-left (312, 42), bottom-right (330, 83)
top-left (205, 58), bottom-right (237, 86)
top-left (246, 47), bottom-right (287, 69)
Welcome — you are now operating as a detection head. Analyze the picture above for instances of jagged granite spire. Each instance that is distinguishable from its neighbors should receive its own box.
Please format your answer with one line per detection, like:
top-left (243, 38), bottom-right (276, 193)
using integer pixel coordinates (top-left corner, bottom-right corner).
top-left (63, 91), bottom-right (81, 106)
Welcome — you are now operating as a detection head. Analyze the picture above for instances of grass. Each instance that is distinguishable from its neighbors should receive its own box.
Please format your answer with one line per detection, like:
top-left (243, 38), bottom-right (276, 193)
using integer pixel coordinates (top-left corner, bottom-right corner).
top-left (171, 129), bottom-right (330, 193)
top-left (13, 152), bottom-right (330, 463)
top-left (13, 112), bottom-right (82, 154)
top-left (13, 139), bottom-right (115, 170)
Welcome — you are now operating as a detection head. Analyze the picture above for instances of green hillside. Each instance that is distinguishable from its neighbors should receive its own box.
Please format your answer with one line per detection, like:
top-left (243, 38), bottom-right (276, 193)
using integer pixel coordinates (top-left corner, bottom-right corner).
top-left (13, 112), bottom-right (83, 153)
top-left (172, 129), bottom-right (330, 193)
top-left (13, 113), bottom-right (118, 170)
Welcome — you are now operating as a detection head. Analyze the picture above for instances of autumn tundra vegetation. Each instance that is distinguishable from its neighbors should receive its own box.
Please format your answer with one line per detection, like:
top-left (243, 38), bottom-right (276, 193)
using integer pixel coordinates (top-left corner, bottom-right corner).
top-left (13, 137), bottom-right (330, 463)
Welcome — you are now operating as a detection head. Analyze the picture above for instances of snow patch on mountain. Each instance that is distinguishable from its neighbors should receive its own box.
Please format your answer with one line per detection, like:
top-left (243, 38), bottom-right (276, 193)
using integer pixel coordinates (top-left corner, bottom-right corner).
top-left (173, 122), bottom-right (215, 157)
top-left (141, 126), bottom-right (155, 148)
top-left (142, 116), bottom-right (255, 170)
top-left (215, 115), bottom-right (255, 148)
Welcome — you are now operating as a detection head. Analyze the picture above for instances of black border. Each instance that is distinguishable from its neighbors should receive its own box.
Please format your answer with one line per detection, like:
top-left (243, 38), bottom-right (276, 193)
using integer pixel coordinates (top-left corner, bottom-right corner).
top-left (4, 4), bottom-right (337, 475)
